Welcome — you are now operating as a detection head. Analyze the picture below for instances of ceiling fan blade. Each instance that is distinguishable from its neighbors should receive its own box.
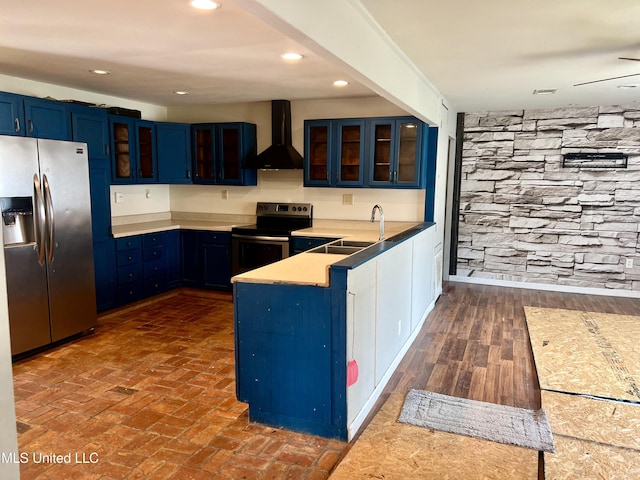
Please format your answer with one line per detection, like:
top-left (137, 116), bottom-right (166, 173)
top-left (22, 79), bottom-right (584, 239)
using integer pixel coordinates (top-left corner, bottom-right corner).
top-left (619, 57), bottom-right (640, 62)
top-left (574, 72), bottom-right (640, 86)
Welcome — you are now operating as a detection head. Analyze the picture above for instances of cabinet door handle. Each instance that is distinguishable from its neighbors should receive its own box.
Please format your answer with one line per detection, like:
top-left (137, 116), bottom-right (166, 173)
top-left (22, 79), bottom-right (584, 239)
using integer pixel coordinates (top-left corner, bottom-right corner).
top-left (28, 120), bottom-right (34, 134)
top-left (105, 144), bottom-right (109, 156)
top-left (14, 118), bottom-right (20, 133)
top-left (186, 169), bottom-right (191, 179)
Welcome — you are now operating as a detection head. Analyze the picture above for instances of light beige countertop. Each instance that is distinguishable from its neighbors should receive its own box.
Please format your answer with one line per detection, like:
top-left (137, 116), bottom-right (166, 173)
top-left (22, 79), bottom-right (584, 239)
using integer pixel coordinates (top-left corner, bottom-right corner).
top-left (110, 212), bottom-right (255, 238)
top-left (232, 252), bottom-right (349, 287)
top-left (292, 219), bottom-right (419, 241)
top-left (233, 220), bottom-right (422, 286)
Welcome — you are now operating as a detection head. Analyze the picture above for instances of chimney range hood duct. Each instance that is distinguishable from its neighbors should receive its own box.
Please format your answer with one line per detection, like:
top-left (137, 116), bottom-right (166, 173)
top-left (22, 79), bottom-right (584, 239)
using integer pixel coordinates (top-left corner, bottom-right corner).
top-left (247, 100), bottom-right (303, 169)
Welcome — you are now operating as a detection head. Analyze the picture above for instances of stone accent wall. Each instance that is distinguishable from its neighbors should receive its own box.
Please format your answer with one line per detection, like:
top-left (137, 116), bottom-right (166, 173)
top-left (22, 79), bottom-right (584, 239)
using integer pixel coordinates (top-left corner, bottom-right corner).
top-left (458, 105), bottom-right (640, 291)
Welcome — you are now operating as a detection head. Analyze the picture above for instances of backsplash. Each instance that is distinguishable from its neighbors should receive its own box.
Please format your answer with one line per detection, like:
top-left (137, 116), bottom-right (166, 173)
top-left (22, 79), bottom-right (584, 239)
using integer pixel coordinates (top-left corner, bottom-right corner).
top-left (110, 170), bottom-right (426, 222)
top-left (457, 105), bottom-right (640, 292)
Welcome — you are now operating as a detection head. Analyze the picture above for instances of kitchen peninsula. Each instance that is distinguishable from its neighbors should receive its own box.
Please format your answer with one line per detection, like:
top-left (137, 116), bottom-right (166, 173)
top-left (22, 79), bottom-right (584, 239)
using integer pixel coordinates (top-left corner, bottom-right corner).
top-left (232, 221), bottom-right (437, 441)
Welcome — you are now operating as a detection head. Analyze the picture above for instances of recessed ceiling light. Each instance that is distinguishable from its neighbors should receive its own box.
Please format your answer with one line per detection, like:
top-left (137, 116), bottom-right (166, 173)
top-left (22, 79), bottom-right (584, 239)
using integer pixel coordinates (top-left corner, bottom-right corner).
top-left (617, 84), bottom-right (639, 89)
top-left (191, 0), bottom-right (220, 10)
top-left (333, 80), bottom-right (350, 87)
top-left (533, 88), bottom-right (557, 95)
top-left (89, 69), bottom-right (110, 75)
top-left (173, 91), bottom-right (189, 95)
top-left (281, 53), bottom-right (303, 61)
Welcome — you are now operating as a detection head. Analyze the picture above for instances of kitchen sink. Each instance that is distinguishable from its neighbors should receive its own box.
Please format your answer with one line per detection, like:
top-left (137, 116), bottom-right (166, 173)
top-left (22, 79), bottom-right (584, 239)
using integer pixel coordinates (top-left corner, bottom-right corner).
top-left (308, 239), bottom-right (375, 255)
top-left (333, 240), bottom-right (375, 248)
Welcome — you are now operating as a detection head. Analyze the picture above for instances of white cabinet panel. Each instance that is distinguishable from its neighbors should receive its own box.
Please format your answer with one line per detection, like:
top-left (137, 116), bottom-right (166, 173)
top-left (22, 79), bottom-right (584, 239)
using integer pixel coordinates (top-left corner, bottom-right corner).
top-left (375, 241), bottom-right (412, 385)
top-left (411, 228), bottom-right (435, 330)
top-left (346, 261), bottom-right (377, 428)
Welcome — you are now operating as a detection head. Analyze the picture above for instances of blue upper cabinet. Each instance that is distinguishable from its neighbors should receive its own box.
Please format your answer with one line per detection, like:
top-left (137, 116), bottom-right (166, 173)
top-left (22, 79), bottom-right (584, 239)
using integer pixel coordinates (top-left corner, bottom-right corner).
top-left (70, 105), bottom-right (109, 161)
top-left (109, 116), bottom-right (157, 184)
top-left (303, 119), bottom-right (365, 187)
top-left (156, 122), bottom-right (192, 184)
top-left (304, 115), bottom-right (433, 189)
top-left (0, 92), bottom-right (70, 140)
top-left (23, 97), bottom-right (71, 140)
top-left (0, 91), bottom-right (24, 136)
top-left (368, 117), bottom-right (425, 189)
top-left (192, 122), bottom-right (257, 186)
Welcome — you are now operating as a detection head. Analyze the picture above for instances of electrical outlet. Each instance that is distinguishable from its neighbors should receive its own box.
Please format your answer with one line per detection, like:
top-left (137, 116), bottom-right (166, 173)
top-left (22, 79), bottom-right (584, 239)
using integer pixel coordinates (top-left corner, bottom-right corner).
top-left (343, 193), bottom-right (354, 205)
top-left (114, 192), bottom-right (124, 204)
top-left (221, 190), bottom-right (228, 200)
top-left (626, 258), bottom-right (634, 268)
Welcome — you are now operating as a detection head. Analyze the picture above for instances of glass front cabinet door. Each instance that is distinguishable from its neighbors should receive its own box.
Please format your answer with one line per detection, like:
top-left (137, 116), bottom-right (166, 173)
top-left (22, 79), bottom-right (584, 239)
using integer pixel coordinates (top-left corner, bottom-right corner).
top-left (218, 124), bottom-right (242, 184)
top-left (192, 123), bottom-right (257, 186)
top-left (368, 117), bottom-right (423, 188)
top-left (109, 117), bottom-right (157, 184)
top-left (110, 118), bottom-right (134, 183)
top-left (193, 125), bottom-right (215, 182)
top-left (335, 119), bottom-right (365, 186)
top-left (136, 120), bottom-right (157, 182)
top-left (304, 120), bottom-right (331, 186)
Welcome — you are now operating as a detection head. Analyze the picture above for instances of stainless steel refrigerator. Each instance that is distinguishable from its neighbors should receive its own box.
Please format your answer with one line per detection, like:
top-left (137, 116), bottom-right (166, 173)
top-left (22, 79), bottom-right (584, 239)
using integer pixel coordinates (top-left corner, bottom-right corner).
top-left (0, 136), bottom-right (96, 356)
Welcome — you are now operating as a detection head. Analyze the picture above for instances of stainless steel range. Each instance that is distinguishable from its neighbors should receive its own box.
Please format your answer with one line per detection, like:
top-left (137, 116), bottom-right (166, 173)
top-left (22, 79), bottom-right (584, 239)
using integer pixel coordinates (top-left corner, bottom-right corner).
top-left (231, 202), bottom-right (313, 275)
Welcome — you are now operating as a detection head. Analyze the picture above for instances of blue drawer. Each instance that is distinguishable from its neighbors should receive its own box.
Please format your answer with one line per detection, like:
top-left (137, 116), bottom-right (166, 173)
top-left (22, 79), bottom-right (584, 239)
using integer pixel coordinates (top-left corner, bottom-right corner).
top-left (144, 258), bottom-right (164, 278)
top-left (116, 249), bottom-right (142, 267)
top-left (143, 232), bottom-right (165, 247)
top-left (198, 231), bottom-right (231, 245)
top-left (143, 245), bottom-right (163, 262)
top-left (118, 282), bottom-right (144, 304)
top-left (144, 276), bottom-right (167, 296)
top-left (116, 236), bottom-right (142, 251)
top-left (117, 264), bottom-right (142, 284)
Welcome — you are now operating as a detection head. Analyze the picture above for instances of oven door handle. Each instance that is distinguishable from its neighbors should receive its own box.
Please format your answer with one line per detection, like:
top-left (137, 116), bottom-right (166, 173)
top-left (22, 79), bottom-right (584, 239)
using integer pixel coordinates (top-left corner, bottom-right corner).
top-left (232, 234), bottom-right (289, 242)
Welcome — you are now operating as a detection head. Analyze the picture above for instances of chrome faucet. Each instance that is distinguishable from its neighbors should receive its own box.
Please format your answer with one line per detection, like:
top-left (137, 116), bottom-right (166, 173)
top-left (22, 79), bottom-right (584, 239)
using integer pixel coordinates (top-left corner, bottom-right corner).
top-left (370, 204), bottom-right (384, 241)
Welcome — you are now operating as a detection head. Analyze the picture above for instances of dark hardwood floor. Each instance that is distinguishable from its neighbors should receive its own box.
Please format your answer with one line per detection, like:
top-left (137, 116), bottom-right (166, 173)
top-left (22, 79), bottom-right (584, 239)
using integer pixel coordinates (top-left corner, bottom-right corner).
top-left (370, 281), bottom-right (640, 419)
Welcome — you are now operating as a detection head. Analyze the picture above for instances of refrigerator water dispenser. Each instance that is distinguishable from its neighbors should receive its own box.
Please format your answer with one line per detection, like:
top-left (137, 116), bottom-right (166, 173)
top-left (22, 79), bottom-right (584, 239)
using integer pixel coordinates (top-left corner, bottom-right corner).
top-left (1, 197), bottom-right (35, 246)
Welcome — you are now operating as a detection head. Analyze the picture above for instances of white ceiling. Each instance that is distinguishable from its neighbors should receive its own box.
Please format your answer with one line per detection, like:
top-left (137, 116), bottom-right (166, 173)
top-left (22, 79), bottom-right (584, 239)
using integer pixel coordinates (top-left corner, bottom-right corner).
top-left (2, 0), bottom-right (640, 112)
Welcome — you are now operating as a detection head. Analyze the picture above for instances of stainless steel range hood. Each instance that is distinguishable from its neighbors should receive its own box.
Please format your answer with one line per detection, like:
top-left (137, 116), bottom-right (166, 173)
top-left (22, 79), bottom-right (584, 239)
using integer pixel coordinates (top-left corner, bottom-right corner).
top-left (247, 100), bottom-right (303, 170)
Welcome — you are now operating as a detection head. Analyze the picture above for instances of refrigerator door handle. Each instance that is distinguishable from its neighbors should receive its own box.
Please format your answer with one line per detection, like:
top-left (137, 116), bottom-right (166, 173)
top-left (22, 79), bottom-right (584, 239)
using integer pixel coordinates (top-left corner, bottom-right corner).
top-left (32, 174), bottom-right (47, 265)
top-left (42, 174), bottom-right (55, 263)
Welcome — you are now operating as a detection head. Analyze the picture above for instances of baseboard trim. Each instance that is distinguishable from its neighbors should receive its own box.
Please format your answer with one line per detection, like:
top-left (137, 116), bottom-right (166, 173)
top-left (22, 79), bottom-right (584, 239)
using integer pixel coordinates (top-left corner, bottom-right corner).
top-left (449, 275), bottom-right (640, 299)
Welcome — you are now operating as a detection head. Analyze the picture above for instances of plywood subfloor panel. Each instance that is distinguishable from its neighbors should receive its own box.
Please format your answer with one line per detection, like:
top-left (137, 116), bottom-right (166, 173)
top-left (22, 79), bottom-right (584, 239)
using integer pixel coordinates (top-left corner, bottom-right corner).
top-left (542, 390), bottom-right (640, 450)
top-left (329, 393), bottom-right (538, 480)
top-left (544, 435), bottom-right (640, 480)
top-left (524, 307), bottom-right (640, 402)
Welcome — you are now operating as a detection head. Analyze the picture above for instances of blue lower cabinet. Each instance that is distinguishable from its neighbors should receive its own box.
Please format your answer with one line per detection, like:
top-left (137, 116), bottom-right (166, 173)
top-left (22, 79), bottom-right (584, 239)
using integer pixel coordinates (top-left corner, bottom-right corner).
top-left (93, 237), bottom-right (116, 312)
top-left (114, 232), bottom-right (176, 306)
top-left (181, 230), bottom-right (232, 290)
top-left (181, 230), bottom-right (200, 287)
top-left (200, 231), bottom-right (231, 290)
top-left (234, 282), bottom-right (345, 439)
top-left (113, 229), bottom-right (233, 307)
top-left (164, 230), bottom-right (182, 289)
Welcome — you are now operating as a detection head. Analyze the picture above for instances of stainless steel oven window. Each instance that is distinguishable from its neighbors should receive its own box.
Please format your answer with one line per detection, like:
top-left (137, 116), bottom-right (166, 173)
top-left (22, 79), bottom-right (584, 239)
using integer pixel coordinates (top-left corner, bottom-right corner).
top-left (231, 234), bottom-right (290, 275)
